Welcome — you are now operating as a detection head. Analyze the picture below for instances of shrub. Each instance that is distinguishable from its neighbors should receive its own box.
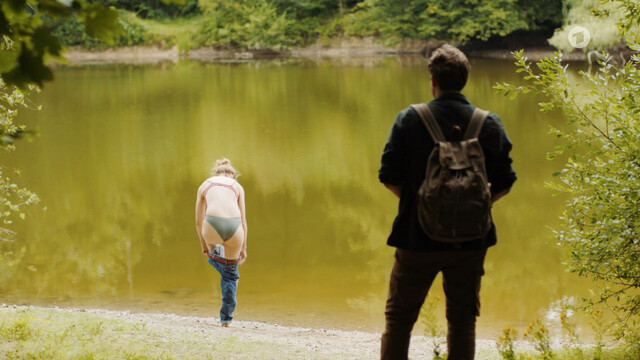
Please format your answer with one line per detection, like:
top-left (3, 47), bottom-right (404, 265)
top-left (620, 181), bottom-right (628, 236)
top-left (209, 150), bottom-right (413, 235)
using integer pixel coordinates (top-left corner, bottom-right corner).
top-left (50, 11), bottom-right (149, 49)
top-left (496, 0), bottom-right (640, 345)
top-left (194, 0), bottom-right (295, 50)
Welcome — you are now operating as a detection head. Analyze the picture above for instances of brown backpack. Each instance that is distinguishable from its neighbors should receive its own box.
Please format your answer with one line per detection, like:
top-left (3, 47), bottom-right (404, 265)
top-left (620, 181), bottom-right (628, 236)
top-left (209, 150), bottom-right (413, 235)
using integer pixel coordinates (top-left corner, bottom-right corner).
top-left (411, 103), bottom-right (492, 243)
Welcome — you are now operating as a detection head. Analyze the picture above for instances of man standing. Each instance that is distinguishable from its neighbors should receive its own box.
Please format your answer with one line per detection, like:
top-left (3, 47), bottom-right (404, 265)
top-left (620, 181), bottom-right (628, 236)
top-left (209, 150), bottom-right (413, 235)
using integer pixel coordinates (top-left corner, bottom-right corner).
top-left (378, 44), bottom-right (516, 360)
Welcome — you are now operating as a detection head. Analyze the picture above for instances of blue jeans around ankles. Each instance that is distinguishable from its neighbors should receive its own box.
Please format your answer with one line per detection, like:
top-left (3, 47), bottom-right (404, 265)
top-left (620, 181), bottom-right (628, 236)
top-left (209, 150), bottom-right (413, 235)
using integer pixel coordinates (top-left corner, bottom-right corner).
top-left (208, 256), bottom-right (240, 324)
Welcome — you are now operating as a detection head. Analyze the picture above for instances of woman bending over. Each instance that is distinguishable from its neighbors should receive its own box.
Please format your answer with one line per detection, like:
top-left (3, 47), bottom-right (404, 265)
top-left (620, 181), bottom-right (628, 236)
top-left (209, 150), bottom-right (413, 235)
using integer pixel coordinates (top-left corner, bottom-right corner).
top-left (195, 158), bottom-right (247, 326)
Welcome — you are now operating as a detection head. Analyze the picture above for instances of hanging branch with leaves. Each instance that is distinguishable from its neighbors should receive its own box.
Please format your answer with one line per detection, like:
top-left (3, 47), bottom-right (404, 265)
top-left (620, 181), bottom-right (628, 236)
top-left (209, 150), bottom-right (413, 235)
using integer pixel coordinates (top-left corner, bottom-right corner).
top-left (495, 0), bottom-right (640, 342)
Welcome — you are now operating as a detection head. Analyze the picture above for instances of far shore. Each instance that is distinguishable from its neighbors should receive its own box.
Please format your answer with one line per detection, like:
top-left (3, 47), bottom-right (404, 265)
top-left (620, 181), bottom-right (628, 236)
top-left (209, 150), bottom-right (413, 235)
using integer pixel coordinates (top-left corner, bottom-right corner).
top-left (61, 43), bottom-right (592, 66)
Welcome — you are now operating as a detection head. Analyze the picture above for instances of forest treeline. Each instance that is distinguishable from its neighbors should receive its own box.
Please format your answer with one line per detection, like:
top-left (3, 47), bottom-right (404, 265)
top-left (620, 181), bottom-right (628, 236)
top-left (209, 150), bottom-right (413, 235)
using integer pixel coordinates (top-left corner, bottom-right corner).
top-left (48, 0), bottom-right (627, 52)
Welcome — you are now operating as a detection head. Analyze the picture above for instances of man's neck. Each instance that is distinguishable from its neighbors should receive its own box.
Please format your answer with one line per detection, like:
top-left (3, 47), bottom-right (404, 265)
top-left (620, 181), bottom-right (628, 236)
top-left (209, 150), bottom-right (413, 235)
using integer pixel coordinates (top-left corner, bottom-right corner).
top-left (434, 90), bottom-right (461, 99)
top-left (432, 84), bottom-right (441, 98)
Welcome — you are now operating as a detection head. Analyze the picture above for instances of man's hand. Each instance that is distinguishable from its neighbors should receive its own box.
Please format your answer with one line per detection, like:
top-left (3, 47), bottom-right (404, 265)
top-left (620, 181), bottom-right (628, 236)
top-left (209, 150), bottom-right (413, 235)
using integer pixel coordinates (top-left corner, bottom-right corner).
top-left (239, 249), bottom-right (247, 265)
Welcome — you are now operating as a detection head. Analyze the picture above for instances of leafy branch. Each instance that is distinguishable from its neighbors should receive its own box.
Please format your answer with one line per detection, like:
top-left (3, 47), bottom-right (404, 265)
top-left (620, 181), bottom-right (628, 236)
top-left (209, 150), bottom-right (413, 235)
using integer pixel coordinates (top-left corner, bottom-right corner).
top-left (0, 0), bottom-right (127, 88)
top-left (495, 0), bottom-right (640, 343)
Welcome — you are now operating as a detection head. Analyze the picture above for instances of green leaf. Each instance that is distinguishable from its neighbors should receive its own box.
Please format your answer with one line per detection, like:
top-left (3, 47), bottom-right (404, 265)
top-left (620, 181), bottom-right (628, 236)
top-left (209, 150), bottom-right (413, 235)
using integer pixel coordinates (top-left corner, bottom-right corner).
top-left (82, 4), bottom-right (122, 44)
top-left (3, 45), bottom-right (53, 87)
top-left (0, 9), bottom-right (12, 35)
top-left (31, 27), bottom-right (65, 58)
top-left (1, 0), bottom-right (27, 15)
top-left (0, 48), bottom-right (19, 73)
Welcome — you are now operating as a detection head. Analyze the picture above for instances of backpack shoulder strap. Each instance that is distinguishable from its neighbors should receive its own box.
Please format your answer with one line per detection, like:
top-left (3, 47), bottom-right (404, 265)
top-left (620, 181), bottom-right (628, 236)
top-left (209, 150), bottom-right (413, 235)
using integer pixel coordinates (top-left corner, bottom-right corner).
top-left (464, 107), bottom-right (490, 140)
top-left (411, 103), bottom-right (445, 142)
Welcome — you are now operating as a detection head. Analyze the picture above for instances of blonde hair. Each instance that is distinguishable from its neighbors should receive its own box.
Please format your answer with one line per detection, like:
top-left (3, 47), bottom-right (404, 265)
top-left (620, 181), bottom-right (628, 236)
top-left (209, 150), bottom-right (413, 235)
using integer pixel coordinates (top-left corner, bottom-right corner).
top-left (212, 158), bottom-right (240, 179)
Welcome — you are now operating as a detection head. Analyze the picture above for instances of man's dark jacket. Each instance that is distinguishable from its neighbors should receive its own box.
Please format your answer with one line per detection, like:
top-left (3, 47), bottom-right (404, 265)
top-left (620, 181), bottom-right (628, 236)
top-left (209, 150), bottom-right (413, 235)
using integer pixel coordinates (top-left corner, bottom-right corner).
top-left (379, 92), bottom-right (517, 251)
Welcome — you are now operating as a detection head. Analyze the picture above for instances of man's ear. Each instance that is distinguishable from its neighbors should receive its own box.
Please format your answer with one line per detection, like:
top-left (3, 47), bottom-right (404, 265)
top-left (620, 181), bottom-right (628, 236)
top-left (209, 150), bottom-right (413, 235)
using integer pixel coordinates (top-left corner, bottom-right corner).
top-left (430, 76), bottom-right (440, 98)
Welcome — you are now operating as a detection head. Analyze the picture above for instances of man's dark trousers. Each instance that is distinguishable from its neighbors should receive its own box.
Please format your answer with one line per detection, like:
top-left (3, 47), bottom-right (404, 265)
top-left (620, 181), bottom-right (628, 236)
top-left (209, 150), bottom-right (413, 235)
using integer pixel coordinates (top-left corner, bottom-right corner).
top-left (381, 248), bottom-right (487, 360)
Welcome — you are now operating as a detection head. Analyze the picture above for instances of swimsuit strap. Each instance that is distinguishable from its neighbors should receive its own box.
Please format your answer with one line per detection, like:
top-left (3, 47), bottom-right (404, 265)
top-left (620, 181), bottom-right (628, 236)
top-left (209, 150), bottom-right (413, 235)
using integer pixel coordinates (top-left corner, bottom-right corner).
top-left (202, 181), bottom-right (239, 199)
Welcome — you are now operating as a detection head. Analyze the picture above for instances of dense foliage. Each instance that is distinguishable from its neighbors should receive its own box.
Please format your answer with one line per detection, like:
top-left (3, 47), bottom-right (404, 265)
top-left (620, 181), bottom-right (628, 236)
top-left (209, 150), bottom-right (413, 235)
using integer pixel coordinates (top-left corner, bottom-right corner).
top-left (44, 0), bottom-right (570, 50)
top-left (496, 0), bottom-right (640, 343)
top-left (95, 0), bottom-right (200, 19)
top-left (192, 0), bottom-right (564, 48)
top-left (342, 0), bottom-right (562, 43)
top-left (194, 0), bottom-right (296, 50)
top-left (14, 0), bottom-right (635, 53)
top-left (0, 0), bottom-right (122, 87)
top-left (50, 10), bottom-right (148, 49)
top-left (271, 0), bottom-right (361, 18)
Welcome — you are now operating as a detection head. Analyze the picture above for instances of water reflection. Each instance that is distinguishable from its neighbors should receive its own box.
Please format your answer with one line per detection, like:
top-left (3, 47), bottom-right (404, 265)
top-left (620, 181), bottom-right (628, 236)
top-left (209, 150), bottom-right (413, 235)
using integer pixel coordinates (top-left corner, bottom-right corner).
top-left (0, 57), bottom-right (593, 337)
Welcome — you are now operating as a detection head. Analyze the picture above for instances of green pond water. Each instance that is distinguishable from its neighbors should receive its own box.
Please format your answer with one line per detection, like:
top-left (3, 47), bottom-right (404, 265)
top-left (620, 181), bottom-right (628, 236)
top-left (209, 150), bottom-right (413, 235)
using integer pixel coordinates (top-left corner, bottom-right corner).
top-left (1, 56), bottom-right (594, 338)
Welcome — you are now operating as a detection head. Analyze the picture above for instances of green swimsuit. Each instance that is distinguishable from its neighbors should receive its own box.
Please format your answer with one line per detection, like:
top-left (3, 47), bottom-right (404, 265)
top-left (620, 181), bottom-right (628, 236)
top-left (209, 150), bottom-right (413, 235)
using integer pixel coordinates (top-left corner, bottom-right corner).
top-left (203, 180), bottom-right (242, 241)
top-left (206, 215), bottom-right (242, 241)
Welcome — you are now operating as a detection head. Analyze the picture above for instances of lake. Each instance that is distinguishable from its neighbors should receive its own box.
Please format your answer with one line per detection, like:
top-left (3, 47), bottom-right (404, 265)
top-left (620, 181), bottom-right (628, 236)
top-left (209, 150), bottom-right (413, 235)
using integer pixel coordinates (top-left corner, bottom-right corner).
top-left (1, 55), bottom-right (593, 339)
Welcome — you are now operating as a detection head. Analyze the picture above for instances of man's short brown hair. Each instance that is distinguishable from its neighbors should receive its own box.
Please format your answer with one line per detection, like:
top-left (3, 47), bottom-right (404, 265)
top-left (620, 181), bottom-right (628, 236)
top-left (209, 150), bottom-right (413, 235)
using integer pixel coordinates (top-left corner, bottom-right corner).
top-left (428, 44), bottom-right (470, 92)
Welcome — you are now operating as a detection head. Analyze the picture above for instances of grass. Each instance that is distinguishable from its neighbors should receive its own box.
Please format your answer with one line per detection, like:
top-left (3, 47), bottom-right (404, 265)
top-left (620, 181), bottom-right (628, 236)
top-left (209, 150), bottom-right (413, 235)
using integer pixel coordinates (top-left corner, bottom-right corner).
top-left (492, 322), bottom-right (640, 360)
top-left (1, 306), bottom-right (638, 360)
top-left (0, 306), bottom-right (330, 360)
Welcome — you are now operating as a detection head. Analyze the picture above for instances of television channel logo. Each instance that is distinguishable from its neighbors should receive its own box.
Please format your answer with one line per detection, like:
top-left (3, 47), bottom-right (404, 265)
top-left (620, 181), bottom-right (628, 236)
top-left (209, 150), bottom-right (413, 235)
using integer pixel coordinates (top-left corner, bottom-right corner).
top-left (568, 26), bottom-right (591, 49)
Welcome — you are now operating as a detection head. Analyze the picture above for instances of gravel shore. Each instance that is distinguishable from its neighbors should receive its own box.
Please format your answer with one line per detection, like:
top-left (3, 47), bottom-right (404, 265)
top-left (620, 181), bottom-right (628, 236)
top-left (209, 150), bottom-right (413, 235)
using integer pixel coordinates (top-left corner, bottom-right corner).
top-left (0, 305), bottom-right (540, 359)
top-left (62, 43), bottom-right (584, 66)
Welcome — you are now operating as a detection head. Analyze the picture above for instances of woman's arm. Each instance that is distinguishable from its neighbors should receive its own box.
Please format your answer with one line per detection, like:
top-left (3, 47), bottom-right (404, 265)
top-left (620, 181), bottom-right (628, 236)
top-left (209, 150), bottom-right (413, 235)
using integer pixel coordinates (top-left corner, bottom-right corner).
top-left (195, 185), bottom-right (209, 254)
top-left (237, 184), bottom-right (248, 264)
